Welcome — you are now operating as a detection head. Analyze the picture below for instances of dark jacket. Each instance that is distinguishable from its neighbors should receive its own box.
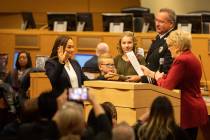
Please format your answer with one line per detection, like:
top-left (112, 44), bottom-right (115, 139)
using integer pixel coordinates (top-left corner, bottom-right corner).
top-left (141, 31), bottom-right (173, 83)
top-left (5, 68), bottom-right (32, 102)
top-left (45, 58), bottom-right (88, 96)
top-left (83, 55), bottom-right (100, 73)
top-left (146, 33), bottom-right (173, 72)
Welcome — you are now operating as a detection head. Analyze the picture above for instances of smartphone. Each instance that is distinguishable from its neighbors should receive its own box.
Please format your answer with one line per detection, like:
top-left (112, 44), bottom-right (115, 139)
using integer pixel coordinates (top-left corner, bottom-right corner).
top-left (68, 87), bottom-right (88, 101)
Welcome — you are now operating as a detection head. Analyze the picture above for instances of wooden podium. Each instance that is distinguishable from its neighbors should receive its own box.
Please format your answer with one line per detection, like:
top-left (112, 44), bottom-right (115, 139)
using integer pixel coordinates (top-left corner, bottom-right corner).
top-left (30, 72), bottom-right (52, 98)
top-left (84, 80), bottom-right (180, 125)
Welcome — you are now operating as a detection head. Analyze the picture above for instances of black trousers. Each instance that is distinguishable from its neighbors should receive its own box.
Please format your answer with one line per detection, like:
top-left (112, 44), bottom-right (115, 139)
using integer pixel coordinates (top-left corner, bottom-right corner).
top-left (184, 127), bottom-right (198, 140)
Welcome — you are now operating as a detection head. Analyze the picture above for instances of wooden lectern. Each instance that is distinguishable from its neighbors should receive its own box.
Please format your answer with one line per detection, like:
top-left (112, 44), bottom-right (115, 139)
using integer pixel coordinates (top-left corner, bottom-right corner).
top-left (84, 80), bottom-right (180, 125)
top-left (30, 72), bottom-right (52, 98)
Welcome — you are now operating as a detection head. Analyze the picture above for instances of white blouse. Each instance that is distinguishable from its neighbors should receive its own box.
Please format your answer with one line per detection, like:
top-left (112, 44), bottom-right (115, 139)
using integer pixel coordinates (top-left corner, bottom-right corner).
top-left (64, 60), bottom-right (79, 88)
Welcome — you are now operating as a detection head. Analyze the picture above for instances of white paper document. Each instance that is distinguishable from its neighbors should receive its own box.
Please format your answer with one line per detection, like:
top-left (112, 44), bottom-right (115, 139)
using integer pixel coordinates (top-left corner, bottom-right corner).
top-left (126, 51), bottom-right (144, 76)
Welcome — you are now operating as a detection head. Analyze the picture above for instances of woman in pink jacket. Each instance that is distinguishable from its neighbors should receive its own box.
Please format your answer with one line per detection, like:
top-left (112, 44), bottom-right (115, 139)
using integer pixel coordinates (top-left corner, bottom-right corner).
top-left (141, 30), bottom-right (208, 140)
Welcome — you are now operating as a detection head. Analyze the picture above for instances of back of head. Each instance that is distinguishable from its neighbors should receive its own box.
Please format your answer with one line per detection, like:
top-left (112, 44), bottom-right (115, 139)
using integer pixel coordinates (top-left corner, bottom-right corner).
top-left (53, 102), bottom-right (84, 137)
top-left (96, 42), bottom-right (110, 56)
top-left (102, 101), bottom-right (117, 121)
top-left (87, 103), bottom-right (113, 131)
top-left (138, 96), bottom-right (176, 140)
top-left (149, 96), bottom-right (174, 122)
top-left (112, 121), bottom-right (135, 140)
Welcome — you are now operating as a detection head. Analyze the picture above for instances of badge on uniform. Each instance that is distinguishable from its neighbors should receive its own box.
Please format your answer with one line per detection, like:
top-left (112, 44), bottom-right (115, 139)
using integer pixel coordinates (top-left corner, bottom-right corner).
top-left (159, 46), bottom-right (164, 53)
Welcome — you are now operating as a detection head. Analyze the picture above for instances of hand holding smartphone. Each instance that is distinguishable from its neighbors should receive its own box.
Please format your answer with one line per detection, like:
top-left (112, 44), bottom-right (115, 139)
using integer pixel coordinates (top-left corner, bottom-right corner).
top-left (68, 87), bottom-right (88, 101)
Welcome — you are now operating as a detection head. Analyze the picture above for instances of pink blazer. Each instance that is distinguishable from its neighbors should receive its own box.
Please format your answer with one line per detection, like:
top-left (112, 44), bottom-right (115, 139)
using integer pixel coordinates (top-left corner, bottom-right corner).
top-left (157, 50), bottom-right (208, 129)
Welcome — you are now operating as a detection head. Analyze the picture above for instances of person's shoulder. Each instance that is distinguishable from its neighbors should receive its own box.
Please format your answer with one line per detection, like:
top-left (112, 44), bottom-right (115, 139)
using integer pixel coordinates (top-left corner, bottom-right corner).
top-left (173, 125), bottom-right (190, 140)
top-left (71, 59), bottom-right (80, 65)
top-left (176, 51), bottom-right (192, 60)
top-left (46, 57), bottom-right (58, 63)
top-left (84, 55), bottom-right (97, 65)
top-left (46, 57), bottom-right (59, 65)
top-left (165, 28), bottom-right (175, 37)
top-left (114, 55), bottom-right (122, 61)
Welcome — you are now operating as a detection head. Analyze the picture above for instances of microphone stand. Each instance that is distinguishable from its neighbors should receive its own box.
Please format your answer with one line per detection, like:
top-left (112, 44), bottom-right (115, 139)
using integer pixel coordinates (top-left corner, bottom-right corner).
top-left (198, 55), bottom-right (208, 91)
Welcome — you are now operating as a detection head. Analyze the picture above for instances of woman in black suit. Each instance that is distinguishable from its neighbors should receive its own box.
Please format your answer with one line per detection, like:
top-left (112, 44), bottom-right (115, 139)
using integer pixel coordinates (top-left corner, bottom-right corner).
top-left (45, 36), bottom-right (88, 96)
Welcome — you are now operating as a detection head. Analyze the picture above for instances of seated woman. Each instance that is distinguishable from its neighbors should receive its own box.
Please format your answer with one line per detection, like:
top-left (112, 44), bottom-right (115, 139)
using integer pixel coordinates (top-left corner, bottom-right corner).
top-left (114, 31), bottom-right (146, 82)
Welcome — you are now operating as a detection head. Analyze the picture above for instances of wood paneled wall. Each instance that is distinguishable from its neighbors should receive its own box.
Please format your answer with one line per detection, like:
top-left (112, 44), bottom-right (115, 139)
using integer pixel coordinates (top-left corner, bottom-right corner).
top-left (0, 29), bottom-right (210, 89)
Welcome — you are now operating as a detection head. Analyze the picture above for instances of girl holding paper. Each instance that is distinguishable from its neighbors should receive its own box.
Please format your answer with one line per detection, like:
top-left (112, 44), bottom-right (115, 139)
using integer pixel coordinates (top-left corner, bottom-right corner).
top-left (114, 31), bottom-right (146, 82)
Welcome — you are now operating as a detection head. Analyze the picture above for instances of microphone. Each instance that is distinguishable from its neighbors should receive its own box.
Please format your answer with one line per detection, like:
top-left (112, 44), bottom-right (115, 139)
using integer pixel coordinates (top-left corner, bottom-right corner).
top-left (198, 54), bottom-right (208, 91)
top-left (159, 58), bottom-right (164, 73)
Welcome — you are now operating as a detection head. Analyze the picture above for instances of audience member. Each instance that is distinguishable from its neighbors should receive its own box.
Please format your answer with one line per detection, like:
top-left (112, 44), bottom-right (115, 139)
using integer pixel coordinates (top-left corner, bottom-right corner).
top-left (137, 96), bottom-right (189, 140)
top-left (5, 51), bottom-right (33, 103)
top-left (45, 36), bottom-right (88, 96)
top-left (1, 88), bottom-right (112, 140)
top-left (141, 30), bottom-right (208, 140)
top-left (102, 101), bottom-right (117, 127)
top-left (141, 8), bottom-right (175, 84)
top-left (86, 102), bottom-right (113, 131)
top-left (112, 121), bottom-right (135, 140)
top-left (0, 81), bottom-right (17, 132)
top-left (52, 102), bottom-right (85, 140)
top-left (0, 53), bottom-right (9, 81)
top-left (81, 91), bottom-right (112, 140)
top-left (0, 54), bottom-right (18, 132)
top-left (83, 42), bottom-right (110, 73)
top-left (18, 101), bottom-right (84, 140)
top-left (114, 31), bottom-right (146, 82)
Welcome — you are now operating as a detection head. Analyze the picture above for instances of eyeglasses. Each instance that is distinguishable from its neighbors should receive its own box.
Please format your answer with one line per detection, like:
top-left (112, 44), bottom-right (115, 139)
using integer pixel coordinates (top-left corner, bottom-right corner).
top-left (101, 64), bottom-right (115, 67)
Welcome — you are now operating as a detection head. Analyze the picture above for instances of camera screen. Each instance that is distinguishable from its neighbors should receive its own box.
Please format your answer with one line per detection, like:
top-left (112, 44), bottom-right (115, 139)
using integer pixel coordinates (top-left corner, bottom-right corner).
top-left (68, 87), bottom-right (88, 100)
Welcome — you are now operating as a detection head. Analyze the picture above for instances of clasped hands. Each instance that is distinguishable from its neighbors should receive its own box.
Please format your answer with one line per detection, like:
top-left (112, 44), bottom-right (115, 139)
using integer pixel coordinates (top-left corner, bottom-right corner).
top-left (104, 73), bottom-right (121, 81)
top-left (104, 73), bottom-right (139, 82)
top-left (140, 65), bottom-right (164, 80)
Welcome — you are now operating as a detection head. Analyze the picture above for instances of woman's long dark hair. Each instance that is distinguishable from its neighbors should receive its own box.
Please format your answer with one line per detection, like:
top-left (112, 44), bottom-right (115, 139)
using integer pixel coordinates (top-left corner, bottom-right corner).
top-left (15, 51), bottom-right (32, 70)
top-left (50, 35), bottom-right (72, 58)
top-left (138, 96), bottom-right (177, 140)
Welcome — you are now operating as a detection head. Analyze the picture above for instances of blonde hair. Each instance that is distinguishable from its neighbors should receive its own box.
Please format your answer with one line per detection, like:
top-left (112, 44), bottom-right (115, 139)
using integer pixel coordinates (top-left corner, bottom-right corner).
top-left (166, 30), bottom-right (192, 52)
top-left (117, 31), bottom-right (137, 55)
top-left (98, 53), bottom-right (113, 65)
top-left (54, 102), bottom-right (84, 137)
top-left (112, 121), bottom-right (135, 140)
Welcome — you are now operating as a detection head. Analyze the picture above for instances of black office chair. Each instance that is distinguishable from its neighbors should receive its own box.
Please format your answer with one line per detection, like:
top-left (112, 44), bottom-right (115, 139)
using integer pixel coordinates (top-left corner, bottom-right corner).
top-left (133, 17), bottom-right (144, 32)
top-left (121, 7), bottom-right (150, 17)
top-left (121, 7), bottom-right (155, 32)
